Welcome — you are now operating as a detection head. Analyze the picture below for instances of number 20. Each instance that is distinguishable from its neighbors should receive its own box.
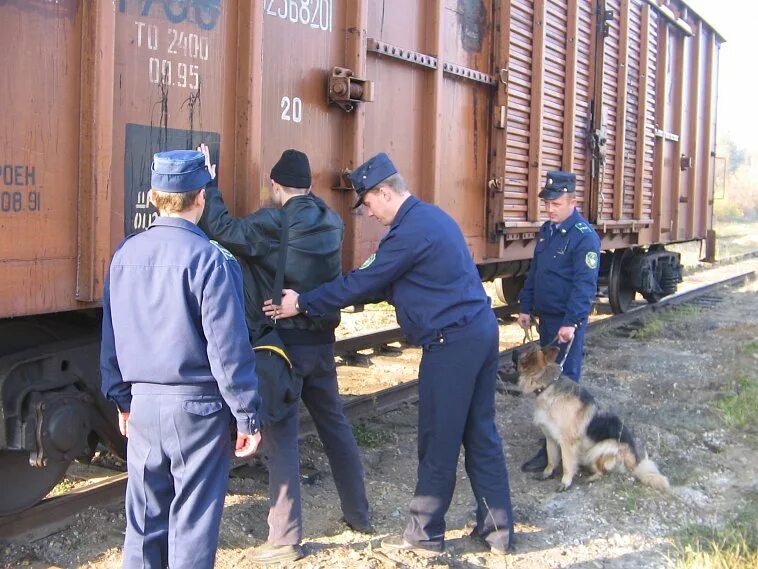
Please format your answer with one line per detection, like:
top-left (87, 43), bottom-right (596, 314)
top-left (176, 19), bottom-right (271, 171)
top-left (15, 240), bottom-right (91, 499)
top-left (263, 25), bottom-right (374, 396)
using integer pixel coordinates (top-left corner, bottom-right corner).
top-left (280, 96), bottom-right (303, 123)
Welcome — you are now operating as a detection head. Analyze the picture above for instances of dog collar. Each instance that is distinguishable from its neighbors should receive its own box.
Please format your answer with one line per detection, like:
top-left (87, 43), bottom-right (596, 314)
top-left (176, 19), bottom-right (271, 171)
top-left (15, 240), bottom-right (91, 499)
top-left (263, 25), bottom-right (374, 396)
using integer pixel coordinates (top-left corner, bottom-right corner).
top-left (533, 378), bottom-right (558, 396)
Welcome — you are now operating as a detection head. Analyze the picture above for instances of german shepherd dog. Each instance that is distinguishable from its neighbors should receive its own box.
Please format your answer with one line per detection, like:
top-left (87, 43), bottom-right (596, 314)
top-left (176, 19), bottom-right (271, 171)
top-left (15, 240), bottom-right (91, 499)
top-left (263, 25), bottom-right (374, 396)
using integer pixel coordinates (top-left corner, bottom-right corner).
top-left (516, 346), bottom-right (670, 492)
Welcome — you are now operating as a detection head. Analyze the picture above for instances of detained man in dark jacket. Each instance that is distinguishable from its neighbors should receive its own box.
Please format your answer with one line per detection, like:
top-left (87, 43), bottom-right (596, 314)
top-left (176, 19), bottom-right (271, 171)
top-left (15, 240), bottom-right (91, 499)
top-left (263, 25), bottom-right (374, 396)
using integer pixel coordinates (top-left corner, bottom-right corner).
top-left (199, 147), bottom-right (370, 564)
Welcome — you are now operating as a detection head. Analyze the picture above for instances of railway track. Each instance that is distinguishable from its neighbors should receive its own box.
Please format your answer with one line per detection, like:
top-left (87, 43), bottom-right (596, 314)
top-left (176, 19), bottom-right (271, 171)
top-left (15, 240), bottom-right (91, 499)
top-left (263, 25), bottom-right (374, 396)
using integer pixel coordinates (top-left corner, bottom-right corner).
top-left (1, 266), bottom-right (754, 544)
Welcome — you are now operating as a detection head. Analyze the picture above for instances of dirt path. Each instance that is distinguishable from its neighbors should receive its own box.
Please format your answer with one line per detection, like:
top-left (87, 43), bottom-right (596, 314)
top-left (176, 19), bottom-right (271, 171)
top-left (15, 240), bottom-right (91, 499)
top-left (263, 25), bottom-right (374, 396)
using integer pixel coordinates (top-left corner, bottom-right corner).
top-left (2, 265), bottom-right (756, 569)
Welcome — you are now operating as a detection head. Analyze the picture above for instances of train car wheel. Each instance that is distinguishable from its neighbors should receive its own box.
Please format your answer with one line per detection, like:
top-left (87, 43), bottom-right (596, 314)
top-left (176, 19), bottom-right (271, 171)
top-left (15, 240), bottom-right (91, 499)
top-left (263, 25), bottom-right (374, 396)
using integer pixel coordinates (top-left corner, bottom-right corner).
top-left (0, 451), bottom-right (70, 516)
top-left (608, 249), bottom-right (637, 313)
top-left (494, 276), bottom-right (524, 306)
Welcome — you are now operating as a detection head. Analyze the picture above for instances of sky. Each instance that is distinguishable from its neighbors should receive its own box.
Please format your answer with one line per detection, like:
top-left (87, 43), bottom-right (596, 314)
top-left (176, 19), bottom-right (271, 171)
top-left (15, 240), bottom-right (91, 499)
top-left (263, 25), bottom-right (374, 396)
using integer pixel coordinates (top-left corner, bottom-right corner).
top-left (686, 0), bottom-right (758, 152)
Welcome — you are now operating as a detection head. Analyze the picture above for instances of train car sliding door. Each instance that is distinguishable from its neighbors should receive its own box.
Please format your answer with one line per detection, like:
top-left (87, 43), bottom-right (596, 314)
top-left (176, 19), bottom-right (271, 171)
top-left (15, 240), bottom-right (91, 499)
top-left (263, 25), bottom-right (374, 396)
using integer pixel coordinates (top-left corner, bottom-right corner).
top-left (260, 0), bottom-right (355, 266)
top-left (587, 0), bottom-right (658, 240)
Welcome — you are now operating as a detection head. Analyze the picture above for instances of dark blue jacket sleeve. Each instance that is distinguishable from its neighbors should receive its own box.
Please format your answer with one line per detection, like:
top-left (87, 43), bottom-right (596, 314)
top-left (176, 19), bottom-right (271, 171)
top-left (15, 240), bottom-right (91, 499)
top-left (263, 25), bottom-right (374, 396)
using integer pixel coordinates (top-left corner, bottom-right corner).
top-left (562, 233), bottom-right (601, 327)
top-left (200, 187), bottom-right (270, 259)
top-left (299, 231), bottom-right (424, 316)
top-left (518, 236), bottom-right (542, 314)
top-left (99, 272), bottom-right (132, 412)
top-left (201, 260), bottom-right (262, 434)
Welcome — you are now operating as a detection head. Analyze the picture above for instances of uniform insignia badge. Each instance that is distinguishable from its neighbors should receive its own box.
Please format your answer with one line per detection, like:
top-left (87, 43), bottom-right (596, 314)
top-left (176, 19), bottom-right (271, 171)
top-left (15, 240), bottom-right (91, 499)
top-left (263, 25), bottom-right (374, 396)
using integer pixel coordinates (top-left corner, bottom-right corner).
top-left (576, 222), bottom-right (591, 234)
top-left (359, 253), bottom-right (376, 270)
top-left (210, 240), bottom-right (236, 261)
top-left (585, 251), bottom-right (598, 269)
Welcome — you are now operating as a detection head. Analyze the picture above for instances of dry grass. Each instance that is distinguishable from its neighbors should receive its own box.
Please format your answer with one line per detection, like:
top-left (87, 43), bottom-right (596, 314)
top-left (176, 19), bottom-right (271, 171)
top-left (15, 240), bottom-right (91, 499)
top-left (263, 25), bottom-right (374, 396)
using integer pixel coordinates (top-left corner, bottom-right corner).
top-left (668, 220), bottom-right (758, 273)
top-left (670, 506), bottom-right (758, 569)
top-left (717, 373), bottom-right (758, 430)
top-left (630, 317), bottom-right (665, 340)
top-left (49, 476), bottom-right (79, 496)
top-left (629, 305), bottom-right (702, 340)
top-left (716, 340), bottom-right (758, 430)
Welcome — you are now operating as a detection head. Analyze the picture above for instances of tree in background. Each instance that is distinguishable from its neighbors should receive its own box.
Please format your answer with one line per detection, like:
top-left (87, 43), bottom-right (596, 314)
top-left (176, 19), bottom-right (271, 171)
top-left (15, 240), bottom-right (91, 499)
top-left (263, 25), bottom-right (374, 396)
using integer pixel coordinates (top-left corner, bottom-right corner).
top-left (714, 135), bottom-right (758, 222)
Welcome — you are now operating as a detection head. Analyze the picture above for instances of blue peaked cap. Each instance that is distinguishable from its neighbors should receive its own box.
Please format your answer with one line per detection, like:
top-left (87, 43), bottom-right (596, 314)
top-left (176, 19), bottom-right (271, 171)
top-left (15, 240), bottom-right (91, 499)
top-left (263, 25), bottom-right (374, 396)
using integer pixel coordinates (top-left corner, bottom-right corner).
top-left (151, 150), bottom-right (212, 193)
top-left (539, 170), bottom-right (576, 200)
top-left (348, 152), bottom-right (398, 208)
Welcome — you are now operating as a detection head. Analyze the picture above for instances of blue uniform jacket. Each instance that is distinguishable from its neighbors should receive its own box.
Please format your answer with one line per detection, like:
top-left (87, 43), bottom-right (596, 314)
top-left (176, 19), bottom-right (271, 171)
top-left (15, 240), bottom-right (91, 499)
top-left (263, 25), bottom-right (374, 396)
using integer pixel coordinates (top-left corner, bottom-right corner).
top-left (100, 217), bottom-right (261, 435)
top-left (298, 196), bottom-right (490, 346)
top-left (518, 208), bottom-right (601, 328)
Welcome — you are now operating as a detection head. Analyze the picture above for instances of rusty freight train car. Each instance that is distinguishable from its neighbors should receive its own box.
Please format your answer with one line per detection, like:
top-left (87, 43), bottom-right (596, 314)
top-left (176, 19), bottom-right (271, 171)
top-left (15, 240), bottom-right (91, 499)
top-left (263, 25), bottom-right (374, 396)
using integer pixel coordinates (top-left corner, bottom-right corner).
top-left (0, 0), bottom-right (722, 514)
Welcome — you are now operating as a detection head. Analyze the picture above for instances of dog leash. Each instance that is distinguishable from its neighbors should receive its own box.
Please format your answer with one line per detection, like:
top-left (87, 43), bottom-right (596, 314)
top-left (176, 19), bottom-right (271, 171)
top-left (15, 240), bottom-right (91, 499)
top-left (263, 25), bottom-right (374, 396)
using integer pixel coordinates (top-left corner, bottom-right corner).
top-left (522, 325), bottom-right (535, 345)
top-left (547, 333), bottom-right (574, 372)
top-left (532, 336), bottom-right (573, 396)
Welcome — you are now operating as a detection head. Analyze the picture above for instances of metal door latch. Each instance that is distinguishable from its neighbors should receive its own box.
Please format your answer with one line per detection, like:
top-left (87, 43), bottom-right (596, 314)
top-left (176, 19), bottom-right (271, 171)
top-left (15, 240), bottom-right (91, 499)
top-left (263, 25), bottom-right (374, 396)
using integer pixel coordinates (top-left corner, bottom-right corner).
top-left (331, 168), bottom-right (354, 192)
top-left (328, 67), bottom-right (374, 112)
top-left (601, 8), bottom-right (614, 38)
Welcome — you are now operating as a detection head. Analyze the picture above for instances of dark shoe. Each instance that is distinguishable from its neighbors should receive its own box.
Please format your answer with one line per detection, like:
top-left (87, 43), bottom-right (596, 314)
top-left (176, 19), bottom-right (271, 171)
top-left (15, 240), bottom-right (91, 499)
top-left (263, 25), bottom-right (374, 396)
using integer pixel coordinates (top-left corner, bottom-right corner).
top-left (342, 517), bottom-right (375, 534)
top-left (489, 542), bottom-right (512, 556)
top-left (381, 534), bottom-right (442, 555)
top-left (469, 528), bottom-right (512, 556)
top-left (521, 444), bottom-right (548, 473)
top-left (246, 543), bottom-right (304, 565)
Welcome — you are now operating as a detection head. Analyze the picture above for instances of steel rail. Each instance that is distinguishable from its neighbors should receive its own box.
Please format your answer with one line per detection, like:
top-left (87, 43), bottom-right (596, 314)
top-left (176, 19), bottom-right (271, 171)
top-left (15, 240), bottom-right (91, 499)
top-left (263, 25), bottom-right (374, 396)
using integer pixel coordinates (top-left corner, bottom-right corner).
top-left (1, 269), bottom-right (753, 543)
top-left (333, 304), bottom-right (515, 358)
top-left (327, 268), bottom-right (757, 434)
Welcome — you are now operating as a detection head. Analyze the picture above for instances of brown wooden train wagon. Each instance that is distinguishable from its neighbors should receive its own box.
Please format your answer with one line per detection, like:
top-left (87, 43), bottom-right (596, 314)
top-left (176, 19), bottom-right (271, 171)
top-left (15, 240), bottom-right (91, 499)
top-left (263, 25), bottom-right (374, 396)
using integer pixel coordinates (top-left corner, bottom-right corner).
top-left (0, 0), bottom-right (721, 514)
top-left (487, 0), bottom-right (722, 310)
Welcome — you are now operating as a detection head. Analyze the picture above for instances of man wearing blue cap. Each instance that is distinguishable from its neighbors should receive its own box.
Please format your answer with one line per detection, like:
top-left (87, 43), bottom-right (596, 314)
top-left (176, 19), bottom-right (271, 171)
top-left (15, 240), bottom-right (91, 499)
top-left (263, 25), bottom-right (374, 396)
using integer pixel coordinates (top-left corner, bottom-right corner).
top-left (100, 149), bottom-right (262, 569)
top-left (199, 147), bottom-right (370, 564)
top-left (265, 153), bottom-right (515, 556)
top-left (517, 170), bottom-right (600, 472)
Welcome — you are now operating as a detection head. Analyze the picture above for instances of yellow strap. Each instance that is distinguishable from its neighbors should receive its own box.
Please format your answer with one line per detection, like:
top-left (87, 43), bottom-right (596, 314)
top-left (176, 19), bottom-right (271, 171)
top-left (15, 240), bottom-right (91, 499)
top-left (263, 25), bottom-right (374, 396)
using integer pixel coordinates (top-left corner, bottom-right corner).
top-left (253, 345), bottom-right (293, 368)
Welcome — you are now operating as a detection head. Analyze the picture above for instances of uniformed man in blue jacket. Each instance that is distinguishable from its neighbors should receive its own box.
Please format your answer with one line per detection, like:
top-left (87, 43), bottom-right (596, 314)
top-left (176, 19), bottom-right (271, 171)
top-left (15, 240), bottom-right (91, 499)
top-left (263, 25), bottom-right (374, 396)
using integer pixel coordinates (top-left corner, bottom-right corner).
top-left (100, 150), bottom-right (262, 569)
top-left (517, 170), bottom-right (601, 472)
top-left (265, 153), bottom-right (514, 555)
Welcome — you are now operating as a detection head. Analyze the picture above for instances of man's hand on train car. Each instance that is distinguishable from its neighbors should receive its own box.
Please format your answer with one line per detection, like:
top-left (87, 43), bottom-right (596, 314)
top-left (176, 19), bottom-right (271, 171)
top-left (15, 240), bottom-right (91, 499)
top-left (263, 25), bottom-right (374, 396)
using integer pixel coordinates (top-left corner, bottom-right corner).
top-left (198, 143), bottom-right (216, 180)
top-left (262, 289), bottom-right (300, 320)
top-left (118, 411), bottom-right (130, 438)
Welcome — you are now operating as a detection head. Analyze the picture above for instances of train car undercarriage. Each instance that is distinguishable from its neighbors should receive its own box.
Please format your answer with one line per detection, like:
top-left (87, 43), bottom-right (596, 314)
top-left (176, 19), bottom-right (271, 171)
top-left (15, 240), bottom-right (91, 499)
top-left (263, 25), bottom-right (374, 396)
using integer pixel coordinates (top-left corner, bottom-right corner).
top-left (0, 314), bottom-right (125, 515)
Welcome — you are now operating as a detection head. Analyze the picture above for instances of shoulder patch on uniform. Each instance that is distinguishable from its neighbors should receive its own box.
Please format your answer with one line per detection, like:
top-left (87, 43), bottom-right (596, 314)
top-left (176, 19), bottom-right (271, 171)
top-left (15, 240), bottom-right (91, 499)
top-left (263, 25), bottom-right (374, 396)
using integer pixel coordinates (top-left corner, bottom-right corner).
top-left (359, 253), bottom-right (376, 270)
top-left (575, 222), bottom-right (592, 234)
top-left (210, 240), bottom-right (236, 261)
top-left (585, 251), bottom-right (598, 269)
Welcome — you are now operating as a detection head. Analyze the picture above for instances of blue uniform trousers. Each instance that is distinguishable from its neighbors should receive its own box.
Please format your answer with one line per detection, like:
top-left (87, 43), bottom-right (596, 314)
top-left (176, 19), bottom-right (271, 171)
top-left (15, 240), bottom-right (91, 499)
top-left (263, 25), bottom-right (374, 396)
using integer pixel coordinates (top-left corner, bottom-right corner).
top-left (537, 313), bottom-right (587, 382)
top-left (261, 343), bottom-right (369, 545)
top-left (123, 383), bottom-right (232, 569)
top-left (404, 313), bottom-right (514, 551)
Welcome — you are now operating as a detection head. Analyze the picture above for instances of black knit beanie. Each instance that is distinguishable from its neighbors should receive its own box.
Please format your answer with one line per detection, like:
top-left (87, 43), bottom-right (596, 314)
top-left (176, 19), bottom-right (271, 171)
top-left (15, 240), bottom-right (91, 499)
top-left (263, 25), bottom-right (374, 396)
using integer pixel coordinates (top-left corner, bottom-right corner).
top-left (270, 149), bottom-right (311, 189)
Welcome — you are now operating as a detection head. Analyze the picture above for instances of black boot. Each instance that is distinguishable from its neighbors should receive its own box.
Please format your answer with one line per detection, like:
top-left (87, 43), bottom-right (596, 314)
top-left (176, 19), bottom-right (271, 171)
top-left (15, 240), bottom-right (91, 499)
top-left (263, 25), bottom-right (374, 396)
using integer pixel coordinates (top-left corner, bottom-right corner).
top-left (521, 439), bottom-right (548, 472)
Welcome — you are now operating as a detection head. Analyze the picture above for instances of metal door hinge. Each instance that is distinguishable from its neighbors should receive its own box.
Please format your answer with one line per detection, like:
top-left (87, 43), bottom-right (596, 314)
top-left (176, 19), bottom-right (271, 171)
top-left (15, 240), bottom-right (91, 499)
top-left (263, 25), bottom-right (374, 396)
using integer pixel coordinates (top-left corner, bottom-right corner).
top-left (328, 67), bottom-right (374, 113)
